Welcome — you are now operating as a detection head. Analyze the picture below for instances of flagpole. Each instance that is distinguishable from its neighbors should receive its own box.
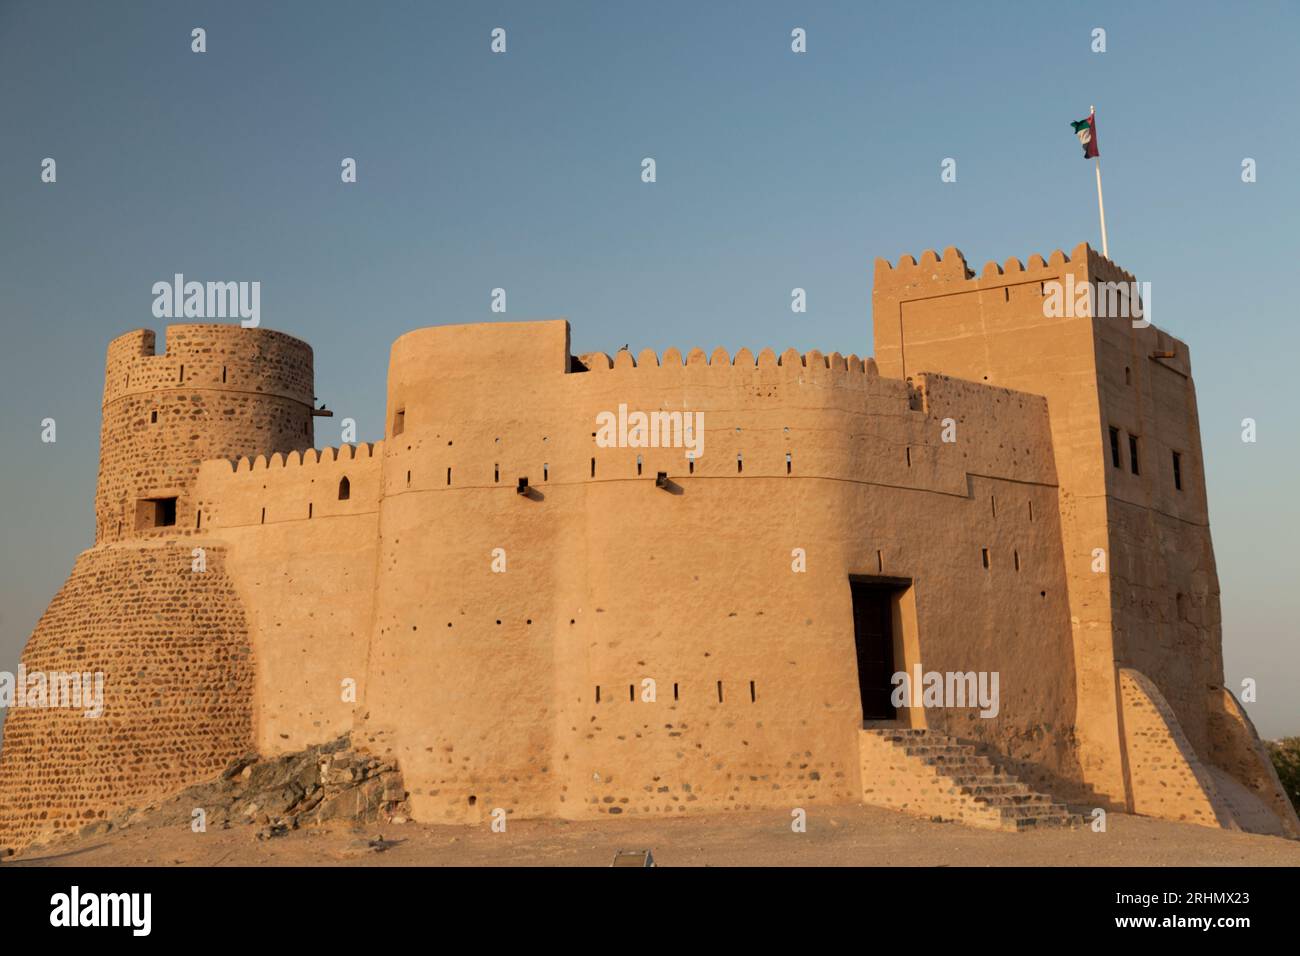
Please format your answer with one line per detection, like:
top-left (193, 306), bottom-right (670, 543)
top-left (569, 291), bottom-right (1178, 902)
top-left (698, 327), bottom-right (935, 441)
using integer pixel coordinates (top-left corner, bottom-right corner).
top-left (1092, 105), bottom-right (1109, 259)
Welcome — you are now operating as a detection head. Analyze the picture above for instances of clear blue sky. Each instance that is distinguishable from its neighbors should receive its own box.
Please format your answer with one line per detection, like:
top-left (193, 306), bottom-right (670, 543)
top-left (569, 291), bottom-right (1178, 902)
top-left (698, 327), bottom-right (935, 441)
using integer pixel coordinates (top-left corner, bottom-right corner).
top-left (1, 1), bottom-right (1297, 736)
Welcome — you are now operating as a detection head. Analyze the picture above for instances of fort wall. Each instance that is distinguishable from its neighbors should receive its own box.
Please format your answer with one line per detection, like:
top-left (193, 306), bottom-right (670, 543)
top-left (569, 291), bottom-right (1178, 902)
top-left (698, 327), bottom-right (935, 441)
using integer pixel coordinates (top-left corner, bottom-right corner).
top-left (355, 321), bottom-right (1082, 823)
top-left (194, 444), bottom-right (382, 754)
top-left (1085, 248), bottom-right (1224, 761)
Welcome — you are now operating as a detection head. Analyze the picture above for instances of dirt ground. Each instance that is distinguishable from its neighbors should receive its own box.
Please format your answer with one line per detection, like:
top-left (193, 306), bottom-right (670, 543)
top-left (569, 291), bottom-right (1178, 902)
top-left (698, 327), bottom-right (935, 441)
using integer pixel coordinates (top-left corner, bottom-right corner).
top-left (7, 804), bottom-right (1299, 867)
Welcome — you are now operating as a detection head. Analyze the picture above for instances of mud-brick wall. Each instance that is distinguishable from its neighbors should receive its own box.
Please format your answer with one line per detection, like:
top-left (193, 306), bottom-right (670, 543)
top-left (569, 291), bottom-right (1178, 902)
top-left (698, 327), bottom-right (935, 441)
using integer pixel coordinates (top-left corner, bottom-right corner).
top-left (0, 542), bottom-right (253, 851)
top-left (361, 320), bottom-right (1079, 824)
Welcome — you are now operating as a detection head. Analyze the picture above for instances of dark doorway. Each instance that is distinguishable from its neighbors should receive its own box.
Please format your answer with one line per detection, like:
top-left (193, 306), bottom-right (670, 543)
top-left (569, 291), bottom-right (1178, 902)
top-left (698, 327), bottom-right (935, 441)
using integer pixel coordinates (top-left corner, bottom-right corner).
top-left (850, 579), bottom-right (900, 720)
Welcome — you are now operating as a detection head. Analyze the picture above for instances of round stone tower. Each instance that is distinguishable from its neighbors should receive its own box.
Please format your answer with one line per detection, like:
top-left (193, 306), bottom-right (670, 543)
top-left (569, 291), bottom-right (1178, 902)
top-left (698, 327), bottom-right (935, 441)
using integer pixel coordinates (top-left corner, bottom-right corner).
top-left (95, 324), bottom-right (316, 543)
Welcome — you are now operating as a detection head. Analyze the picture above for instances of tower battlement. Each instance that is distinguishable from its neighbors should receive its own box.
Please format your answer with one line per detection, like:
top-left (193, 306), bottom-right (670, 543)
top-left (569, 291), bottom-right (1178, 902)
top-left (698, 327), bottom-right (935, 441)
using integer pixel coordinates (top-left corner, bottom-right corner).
top-left (94, 324), bottom-right (317, 543)
top-left (102, 324), bottom-right (314, 406)
top-left (872, 242), bottom-right (1140, 293)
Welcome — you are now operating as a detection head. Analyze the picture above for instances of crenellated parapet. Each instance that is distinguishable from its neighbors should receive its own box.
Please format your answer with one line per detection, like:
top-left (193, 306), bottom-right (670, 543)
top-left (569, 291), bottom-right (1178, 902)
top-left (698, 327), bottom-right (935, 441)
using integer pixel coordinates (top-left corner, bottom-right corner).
top-left (102, 324), bottom-right (314, 407)
top-left (576, 346), bottom-right (880, 376)
top-left (872, 243), bottom-right (1103, 289)
top-left (221, 441), bottom-right (381, 474)
top-left (195, 442), bottom-right (382, 531)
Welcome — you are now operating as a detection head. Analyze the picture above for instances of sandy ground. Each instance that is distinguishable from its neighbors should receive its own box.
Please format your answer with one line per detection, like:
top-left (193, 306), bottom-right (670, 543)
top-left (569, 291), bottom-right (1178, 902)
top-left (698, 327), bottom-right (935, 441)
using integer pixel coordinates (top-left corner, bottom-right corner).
top-left (6, 804), bottom-right (1299, 867)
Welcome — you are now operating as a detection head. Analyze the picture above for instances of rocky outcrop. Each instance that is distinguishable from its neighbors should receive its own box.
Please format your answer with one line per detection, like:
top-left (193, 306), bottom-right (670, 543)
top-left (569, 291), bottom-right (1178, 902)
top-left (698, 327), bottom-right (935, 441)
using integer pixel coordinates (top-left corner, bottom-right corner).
top-left (4, 736), bottom-right (409, 855)
top-left (157, 736), bottom-right (410, 836)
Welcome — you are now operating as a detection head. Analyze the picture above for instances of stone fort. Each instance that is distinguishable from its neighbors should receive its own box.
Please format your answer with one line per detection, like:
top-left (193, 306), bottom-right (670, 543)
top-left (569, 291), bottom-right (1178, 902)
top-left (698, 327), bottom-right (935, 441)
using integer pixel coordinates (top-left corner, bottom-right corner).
top-left (1, 242), bottom-right (1295, 849)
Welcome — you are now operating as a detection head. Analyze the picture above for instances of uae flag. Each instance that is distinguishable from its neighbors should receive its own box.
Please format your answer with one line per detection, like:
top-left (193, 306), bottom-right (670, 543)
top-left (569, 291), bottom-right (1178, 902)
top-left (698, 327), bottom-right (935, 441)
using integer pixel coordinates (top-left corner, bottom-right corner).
top-left (1071, 114), bottom-right (1099, 158)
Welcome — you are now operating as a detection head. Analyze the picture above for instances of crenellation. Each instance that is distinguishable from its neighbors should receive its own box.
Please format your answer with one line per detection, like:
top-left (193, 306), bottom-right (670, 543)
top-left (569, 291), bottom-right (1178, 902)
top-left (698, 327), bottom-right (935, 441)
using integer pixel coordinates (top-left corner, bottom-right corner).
top-left (573, 345), bottom-right (885, 376)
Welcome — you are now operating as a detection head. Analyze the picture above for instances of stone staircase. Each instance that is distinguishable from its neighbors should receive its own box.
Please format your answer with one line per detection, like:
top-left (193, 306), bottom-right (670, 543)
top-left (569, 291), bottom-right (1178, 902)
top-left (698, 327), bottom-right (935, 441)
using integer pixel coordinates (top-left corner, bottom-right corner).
top-left (859, 728), bottom-right (1078, 832)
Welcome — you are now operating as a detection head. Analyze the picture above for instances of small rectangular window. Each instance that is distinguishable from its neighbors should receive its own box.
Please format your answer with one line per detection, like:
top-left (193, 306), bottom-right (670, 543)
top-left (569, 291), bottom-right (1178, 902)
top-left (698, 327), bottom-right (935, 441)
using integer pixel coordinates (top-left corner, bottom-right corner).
top-left (1108, 427), bottom-right (1122, 468)
top-left (1129, 435), bottom-right (1140, 475)
top-left (135, 496), bottom-right (177, 531)
top-left (1172, 451), bottom-right (1182, 491)
top-left (393, 408), bottom-right (405, 436)
top-left (981, 548), bottom-right (990, 569)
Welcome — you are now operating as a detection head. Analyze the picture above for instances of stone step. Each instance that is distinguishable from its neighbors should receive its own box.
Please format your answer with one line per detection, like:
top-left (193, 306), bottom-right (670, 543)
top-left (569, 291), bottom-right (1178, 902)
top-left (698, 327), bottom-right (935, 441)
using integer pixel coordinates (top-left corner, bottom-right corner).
top-left (906, 750), bottom-right (981, 762)
top-left (915, 755), bottom-right (993, 769)
top-left (948, 768), bottom-right (1016, 779)
top-left (862, 727), bottom-right (1079, 832)
top-left (978, 793), bottom-right (1056, 808)
top-left (1015, 806), bottom-right (1074, 819)
top-left (958, 782), bottom-right (1033, 799)
top-left (900, 741), bottom-right (978, 754)
top-left (994, 803), bottom-right (1072, 820)
top-left (914, 753), bottom-right (993, 766)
